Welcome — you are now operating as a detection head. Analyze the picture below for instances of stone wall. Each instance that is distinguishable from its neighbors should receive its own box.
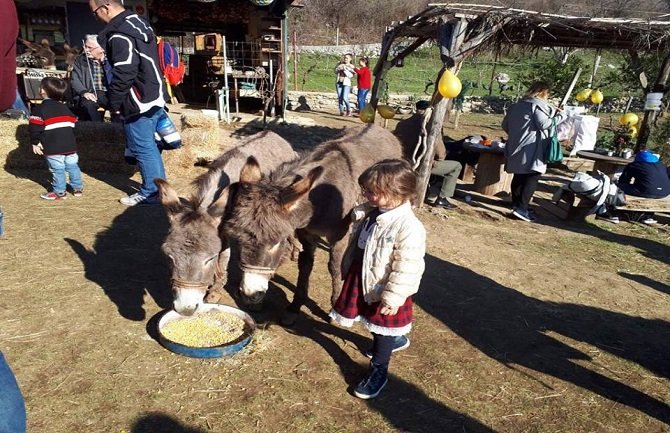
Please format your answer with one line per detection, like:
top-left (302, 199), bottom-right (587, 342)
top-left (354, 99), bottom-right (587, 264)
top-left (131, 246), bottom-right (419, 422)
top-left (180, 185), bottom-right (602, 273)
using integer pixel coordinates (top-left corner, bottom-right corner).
top-left (286, 91), bottom-right (648, 114)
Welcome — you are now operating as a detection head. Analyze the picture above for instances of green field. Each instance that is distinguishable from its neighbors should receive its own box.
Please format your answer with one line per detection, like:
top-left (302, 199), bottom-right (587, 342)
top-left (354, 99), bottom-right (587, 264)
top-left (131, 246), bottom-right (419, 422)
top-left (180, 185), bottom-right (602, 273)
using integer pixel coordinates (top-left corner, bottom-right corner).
top-left (289, 48), bottom-right (640, 101)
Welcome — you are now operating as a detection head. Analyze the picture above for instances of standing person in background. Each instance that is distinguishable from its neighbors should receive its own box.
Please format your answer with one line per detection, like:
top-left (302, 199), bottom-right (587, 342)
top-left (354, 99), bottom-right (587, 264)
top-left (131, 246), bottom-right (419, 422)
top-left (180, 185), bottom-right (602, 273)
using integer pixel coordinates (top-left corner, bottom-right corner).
top-left (71, 34), bottom-right (113, 122)
top-left (502, 81), bottom-right (567, 222)
top-left (90, 0), bottom-right (169, 206)
top-left (335, 53), bottom-right (355, 116)
top-left (354, 56), bottom-right (371, 113)
top-left (0, 0), bottom-right (19, 111)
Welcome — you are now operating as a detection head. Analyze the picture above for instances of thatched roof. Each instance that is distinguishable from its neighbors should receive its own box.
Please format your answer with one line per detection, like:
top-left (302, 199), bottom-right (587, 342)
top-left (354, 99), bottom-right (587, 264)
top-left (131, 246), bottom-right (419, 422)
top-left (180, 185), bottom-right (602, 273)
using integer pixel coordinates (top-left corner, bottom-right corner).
top-left (389, 3), bottom-right (670, 53)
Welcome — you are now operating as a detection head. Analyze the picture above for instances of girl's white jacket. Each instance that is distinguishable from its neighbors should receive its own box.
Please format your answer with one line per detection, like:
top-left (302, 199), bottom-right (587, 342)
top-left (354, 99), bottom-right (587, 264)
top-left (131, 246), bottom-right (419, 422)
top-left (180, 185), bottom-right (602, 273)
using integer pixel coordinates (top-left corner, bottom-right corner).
top-left (341, 201), bottom-right (426, 308)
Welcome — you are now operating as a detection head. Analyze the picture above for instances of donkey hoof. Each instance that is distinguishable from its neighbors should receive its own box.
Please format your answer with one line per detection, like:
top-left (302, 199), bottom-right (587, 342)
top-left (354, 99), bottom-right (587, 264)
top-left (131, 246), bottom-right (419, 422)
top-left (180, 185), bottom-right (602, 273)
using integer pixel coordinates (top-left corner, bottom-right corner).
top-left (280, 311), bottom-right (299, 327)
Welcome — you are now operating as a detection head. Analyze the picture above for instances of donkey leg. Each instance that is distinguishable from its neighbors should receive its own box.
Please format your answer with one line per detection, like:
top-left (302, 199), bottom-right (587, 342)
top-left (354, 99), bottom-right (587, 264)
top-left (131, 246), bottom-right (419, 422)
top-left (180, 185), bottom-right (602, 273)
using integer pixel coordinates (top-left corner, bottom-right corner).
top-left (282, 237), bottom-right (317, 326)
top-left (327, 239), bottom-right (347, 307)
top-left (205, 247), bottom-right (231, 304)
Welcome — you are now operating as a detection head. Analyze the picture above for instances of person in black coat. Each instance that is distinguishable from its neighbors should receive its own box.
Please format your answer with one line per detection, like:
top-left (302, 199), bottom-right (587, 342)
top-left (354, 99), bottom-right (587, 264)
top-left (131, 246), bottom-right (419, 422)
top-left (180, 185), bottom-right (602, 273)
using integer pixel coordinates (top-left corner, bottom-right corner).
top-left (618, 150), bottom-right (670, 199)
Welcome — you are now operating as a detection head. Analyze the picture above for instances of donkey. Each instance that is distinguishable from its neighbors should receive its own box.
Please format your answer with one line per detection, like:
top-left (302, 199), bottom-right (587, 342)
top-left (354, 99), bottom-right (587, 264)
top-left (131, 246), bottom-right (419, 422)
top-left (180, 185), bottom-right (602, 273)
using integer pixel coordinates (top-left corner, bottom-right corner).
top-left (223, 124), bottom-right (404, 325)
top-left (155, 131), bottom-right (297, 316)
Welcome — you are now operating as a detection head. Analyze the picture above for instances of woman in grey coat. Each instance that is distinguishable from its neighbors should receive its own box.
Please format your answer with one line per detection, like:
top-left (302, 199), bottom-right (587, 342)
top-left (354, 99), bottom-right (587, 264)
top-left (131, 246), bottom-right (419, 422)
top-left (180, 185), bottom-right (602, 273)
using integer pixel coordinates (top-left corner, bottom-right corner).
top-left (502, 81), bottom-right (567, 221)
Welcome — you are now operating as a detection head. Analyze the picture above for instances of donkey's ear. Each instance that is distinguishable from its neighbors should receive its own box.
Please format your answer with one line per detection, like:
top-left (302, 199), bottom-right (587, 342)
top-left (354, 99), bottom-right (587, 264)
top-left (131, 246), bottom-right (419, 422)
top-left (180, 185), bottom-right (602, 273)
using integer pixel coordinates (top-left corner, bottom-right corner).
top-left (240, 156), bottom-right (262, 183)
top-left (206, 186), bottom-right (230, 223)
top-left (280, 166), bottom-right (324, 212)
top-left (155, 178), bottom-right (189, 218)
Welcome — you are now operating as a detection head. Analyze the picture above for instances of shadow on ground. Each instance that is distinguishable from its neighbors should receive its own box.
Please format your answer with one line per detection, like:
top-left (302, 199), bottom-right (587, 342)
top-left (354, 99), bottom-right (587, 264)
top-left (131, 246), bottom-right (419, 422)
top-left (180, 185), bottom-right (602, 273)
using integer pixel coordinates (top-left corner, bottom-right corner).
top-left (66, 203), bottom-right (172, 321)
top-left (131, 412), bottom-right (205, 433)
top-left (261, 274), bottom-right (497, 433)
top-left (417, 255), bottom-right (670, 424)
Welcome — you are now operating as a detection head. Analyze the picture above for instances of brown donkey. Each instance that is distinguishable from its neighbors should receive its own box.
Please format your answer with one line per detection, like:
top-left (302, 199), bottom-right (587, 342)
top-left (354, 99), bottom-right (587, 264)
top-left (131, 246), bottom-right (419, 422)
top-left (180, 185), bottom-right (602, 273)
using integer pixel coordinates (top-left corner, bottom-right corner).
top-left (155, 131), bottom-right (297, 316)
top-left (224, 124), bottom-right (404, 324)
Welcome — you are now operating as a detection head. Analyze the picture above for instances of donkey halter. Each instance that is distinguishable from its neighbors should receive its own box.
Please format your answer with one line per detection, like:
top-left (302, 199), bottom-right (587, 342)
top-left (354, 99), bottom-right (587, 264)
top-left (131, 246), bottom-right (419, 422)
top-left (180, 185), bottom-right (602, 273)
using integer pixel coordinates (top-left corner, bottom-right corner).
top-left (171, 252), bottom-right (226, 290)
top-left (239, 263), bottom-right (276, 276)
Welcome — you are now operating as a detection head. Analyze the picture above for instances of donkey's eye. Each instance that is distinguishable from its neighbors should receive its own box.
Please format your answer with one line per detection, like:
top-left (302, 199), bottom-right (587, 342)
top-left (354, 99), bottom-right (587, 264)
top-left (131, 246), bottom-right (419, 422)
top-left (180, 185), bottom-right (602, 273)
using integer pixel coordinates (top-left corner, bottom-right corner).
top-left (204, 255), bottom-right (218, 265)
top-left (167, 254), bottom-right (175, 263)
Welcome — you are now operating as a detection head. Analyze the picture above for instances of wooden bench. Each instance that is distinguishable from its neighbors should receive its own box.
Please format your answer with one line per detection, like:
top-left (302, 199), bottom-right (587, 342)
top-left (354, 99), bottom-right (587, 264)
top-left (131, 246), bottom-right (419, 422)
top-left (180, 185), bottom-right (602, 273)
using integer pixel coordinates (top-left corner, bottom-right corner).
top-left (613, 195), bottom-right (670, 221)
top-left (551, 188), bottom-right (599, 221)
top-left (552, 187), bottom-right (670, 221)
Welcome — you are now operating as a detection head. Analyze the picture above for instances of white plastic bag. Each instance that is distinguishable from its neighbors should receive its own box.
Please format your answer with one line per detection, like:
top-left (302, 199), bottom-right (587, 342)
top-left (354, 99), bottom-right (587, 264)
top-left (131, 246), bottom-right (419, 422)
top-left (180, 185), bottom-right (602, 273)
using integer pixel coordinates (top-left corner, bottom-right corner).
top-left (556, 116), bottom-right (576, 141)
top-left (570, 115), bottom-right (600, 156)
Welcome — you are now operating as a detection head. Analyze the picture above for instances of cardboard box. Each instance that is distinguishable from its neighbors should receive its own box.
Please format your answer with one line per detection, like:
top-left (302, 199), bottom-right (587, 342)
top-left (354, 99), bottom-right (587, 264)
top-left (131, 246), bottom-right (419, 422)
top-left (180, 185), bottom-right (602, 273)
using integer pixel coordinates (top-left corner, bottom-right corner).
top-left (195, 33), bottom-right (223, 53)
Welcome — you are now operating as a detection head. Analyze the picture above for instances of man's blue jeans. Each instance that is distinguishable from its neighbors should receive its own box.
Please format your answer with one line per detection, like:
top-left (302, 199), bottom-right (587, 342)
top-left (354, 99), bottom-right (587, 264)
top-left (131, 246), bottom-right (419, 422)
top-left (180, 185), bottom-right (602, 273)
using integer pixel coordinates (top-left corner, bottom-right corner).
top-left (45, 153), bottom-right (83, 195)
top-left (123, 106), bottom-right (166, 197)
top-left (357, 88), bottom-right (369, 112)
top-left (0, 353), bottom-right (26, 433)
top-left (336, 83), bottom-right (351, 114)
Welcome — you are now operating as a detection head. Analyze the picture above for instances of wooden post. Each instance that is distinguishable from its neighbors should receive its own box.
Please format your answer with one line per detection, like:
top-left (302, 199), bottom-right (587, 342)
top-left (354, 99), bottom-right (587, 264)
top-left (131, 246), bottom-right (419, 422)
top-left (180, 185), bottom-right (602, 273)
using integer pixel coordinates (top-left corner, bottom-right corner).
top-left (487, 49), bottom-right (500, 96)
top-left (417, 90), bottom-right (450, 206)
top-left (636, 53), bottom-right (670, 152)
top-left (292, 31), bottom-right (298, 91)
top-left (369, 30), bottom-right (395, 111)
top-left (587, 49), bottom-right (601, 88)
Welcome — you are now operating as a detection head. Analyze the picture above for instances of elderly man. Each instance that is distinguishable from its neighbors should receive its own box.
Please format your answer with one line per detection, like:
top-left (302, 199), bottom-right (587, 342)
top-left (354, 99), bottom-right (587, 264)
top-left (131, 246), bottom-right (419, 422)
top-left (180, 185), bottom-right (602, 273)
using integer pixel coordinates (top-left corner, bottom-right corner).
top-left (70, 34), bottom-right (112, 122)
top-left (91, 0), bottom-right (169, 205)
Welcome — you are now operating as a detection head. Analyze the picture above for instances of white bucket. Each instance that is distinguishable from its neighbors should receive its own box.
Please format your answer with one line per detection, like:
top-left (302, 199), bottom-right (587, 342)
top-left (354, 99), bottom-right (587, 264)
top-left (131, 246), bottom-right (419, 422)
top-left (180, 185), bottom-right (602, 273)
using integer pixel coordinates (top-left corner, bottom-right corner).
top-left (644, 92), bottom-right (663, 111)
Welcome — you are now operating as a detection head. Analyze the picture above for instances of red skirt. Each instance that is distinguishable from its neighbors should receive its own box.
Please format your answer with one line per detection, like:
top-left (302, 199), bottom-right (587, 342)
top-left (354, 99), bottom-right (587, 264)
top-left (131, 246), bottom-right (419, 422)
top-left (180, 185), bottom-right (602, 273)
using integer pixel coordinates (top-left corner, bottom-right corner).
top-left (332, 257), bottom-right (413, 332)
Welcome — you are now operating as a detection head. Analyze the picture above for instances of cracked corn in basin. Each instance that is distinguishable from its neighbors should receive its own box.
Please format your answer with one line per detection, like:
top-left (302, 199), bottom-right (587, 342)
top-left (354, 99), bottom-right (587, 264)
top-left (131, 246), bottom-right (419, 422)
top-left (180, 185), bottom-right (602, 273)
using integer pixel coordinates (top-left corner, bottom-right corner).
top-left (161, 310), bottom-right (249, 348)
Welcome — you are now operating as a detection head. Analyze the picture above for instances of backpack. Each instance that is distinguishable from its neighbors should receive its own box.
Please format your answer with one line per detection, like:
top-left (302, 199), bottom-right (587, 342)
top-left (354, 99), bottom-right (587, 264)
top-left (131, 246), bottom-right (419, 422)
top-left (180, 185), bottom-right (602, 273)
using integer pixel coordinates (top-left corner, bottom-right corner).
top-left (157, 38), bottom-right (185, 86)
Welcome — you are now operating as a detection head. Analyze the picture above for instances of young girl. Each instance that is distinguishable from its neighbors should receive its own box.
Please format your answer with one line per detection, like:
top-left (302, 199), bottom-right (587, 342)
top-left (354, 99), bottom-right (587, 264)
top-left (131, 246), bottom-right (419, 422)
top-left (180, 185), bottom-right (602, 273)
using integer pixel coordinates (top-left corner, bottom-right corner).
top-left (330, 159), bottom-right (426, 399)
top-left (354, 56), bottom-right (371, 112)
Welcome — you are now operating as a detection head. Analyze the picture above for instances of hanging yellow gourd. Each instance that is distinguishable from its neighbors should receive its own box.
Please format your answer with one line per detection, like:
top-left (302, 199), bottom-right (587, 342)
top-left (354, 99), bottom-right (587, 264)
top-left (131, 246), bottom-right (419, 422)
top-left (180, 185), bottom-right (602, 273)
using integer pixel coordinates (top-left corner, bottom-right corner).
top-left (575, 89), bottom-right (592, 102)
top-left (437, 69), bottom-right (462, 98)
top-left (628, 126), bottom-right (638, 137)
top-left (359, 105), bottom-right (376, 123)
top-left (377, 105), bottom-right (396, 119)
top-left (619, 112), bottom-right (639, 126)
top-left (590, 89), bottom-right (604, 104)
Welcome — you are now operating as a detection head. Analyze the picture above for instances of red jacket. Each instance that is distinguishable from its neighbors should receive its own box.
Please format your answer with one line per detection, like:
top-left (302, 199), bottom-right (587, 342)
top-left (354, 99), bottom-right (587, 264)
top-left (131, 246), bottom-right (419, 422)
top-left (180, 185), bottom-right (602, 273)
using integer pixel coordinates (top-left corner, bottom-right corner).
top-left (0, 0), bottom-right (18, 110)
top-left (354, 67), bottom-right (371, 90)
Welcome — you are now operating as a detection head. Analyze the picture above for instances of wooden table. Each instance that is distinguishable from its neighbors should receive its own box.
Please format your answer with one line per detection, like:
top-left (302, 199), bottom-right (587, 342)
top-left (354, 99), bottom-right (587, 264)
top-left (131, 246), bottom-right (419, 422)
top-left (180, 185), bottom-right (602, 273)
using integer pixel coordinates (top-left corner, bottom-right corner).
top-left (463, 143), bottom-right (512, 196)
top-left (576, 151), bottom-right (632, 177)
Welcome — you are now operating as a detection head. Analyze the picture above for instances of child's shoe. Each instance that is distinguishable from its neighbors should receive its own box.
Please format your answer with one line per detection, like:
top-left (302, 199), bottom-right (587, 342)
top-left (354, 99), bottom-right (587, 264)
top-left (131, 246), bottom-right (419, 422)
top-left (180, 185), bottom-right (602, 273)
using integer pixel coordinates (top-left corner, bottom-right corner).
top-left (40, 191), bottom-right (66, 200)
top-left (72, 189), bottom-right (83, 197)
top-left (364, 335), bottom-right (410, 358)
top-left (353, 362), bottom-right (388, 399)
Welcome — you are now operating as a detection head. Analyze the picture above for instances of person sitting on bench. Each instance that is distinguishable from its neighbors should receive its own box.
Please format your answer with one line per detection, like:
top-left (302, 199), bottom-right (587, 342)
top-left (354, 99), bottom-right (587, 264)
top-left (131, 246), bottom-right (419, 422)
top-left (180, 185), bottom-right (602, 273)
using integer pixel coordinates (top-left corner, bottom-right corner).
top-left (70, 34), bottom-right (113, 122)
top-left (393, 100), bottom-right (462, 210)
top-left (617, 149), bottom-right (670, 224)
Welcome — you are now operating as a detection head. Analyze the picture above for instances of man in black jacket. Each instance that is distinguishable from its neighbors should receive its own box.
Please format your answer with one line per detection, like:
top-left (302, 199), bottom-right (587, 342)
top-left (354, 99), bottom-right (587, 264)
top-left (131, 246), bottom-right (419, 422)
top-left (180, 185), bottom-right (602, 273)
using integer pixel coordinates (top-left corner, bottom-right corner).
top-left (70, 34), bottom-right (112, 122)
top-left (91, 0), bottom-right (169, 205)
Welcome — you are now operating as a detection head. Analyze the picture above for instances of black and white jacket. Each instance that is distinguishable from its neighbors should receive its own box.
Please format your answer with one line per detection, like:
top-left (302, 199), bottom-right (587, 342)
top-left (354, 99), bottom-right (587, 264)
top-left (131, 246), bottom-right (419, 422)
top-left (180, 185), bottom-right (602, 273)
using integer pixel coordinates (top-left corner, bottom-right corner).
top-left (98, 10), bottom-right (168, 118)
top-left (28, 99), bottom-right (77, 156)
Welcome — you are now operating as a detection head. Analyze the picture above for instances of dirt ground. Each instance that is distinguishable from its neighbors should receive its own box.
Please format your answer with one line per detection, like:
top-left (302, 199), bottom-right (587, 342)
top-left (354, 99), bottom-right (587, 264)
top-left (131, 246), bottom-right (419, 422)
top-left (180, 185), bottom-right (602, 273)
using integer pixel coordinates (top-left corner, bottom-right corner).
top-left (0, 110), bottom-right (668, 433)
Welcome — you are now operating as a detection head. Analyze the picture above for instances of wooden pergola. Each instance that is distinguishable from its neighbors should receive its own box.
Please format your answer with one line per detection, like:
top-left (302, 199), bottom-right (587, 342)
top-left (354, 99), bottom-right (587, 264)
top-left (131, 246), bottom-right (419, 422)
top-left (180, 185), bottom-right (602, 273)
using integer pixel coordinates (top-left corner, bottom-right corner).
top-left (369, 3), bottom-right (670, 204)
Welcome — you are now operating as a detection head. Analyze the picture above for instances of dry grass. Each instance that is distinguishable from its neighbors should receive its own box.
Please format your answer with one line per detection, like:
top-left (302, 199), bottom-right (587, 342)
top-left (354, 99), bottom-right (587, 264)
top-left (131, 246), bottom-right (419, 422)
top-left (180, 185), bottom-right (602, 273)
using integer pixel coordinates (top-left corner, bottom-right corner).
top-left (1, 112), bottom-right (669, 433)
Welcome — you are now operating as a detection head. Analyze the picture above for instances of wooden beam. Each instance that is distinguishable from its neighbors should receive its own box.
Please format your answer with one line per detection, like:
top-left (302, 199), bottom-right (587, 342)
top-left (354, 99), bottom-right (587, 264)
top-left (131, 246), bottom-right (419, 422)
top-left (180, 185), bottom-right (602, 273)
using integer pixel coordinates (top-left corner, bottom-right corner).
top-left (635, 53), bottom-right (670, 152)
top-left (369, 30), bottom-right (395, 110)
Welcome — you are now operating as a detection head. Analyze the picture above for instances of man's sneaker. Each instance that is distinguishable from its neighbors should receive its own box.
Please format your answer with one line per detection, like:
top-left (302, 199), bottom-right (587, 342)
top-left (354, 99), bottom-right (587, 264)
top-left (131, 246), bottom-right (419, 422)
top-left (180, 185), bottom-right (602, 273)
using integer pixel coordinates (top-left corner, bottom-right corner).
top-left (364, 335), bottom-right (410, 359)
top-left (596, 213), bottom-right (620, 224)
top-left (40, 191), bottom-right (66, 201)
top-left (353, 363), bottom-right (388, 399)
top-left (642, 217), bottom-right (658, 225)
top-left (119, 193), bottom-right (159, 206)
top-left (72, 189), bottom-right (83, 197)
top-left (511, 208), bottom-right (532, 222)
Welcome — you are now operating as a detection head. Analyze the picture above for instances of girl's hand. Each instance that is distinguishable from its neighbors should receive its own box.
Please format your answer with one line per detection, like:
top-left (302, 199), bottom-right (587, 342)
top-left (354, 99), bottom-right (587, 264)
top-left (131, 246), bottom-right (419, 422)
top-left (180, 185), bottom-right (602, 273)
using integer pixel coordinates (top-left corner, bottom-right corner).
top-left (380, 304), bottom-right (399, 315)
top-left (32, 143), bottom-right (44, 155)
